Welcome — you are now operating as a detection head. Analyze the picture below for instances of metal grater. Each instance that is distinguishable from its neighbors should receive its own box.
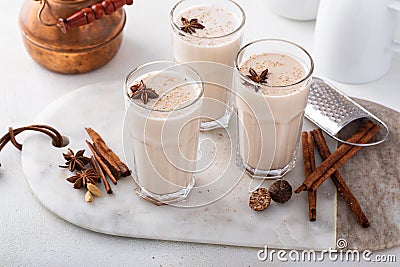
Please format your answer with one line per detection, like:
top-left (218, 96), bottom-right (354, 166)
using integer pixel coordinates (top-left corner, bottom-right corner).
top-left (305, 77), bottom-right (389, 146)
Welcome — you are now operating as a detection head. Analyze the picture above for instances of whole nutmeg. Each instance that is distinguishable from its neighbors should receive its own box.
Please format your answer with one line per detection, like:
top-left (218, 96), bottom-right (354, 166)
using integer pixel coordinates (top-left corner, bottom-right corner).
top-left (249, 187), bottom-right (271, 211)
top-left (269, 180), bottom-right (292, 203)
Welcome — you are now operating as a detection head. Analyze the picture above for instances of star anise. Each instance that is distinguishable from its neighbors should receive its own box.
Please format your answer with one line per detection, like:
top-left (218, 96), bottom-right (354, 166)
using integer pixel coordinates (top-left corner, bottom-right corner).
top-left (246, 68), bottom-right (269, 92)
top-left (247, 67), bottom-right (269, 84)
top-left (130, 80), bottom-right (159, 104)
top-left (180, 17), bottom-right (205, 34)
top-left (59, 148), bottom-right (91, 172)
top-left (66, 168), bottom-right (101, 189)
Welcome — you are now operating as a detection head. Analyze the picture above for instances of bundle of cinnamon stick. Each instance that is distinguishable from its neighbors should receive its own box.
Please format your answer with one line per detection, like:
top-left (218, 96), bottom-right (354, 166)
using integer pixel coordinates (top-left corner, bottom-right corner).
top-left (85, 128), bottom-right (131, 194)
top-left (298, 120), bottom-right (379, 228)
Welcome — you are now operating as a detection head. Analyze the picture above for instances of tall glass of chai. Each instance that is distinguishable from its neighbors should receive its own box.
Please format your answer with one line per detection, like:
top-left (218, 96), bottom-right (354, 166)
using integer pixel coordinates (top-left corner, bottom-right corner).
top-left (123, 61), bottom-right (204, 204)
top-left (170, 0), bottom-right (245, 131)
top-left (234, 39), bottom-right (314, 179)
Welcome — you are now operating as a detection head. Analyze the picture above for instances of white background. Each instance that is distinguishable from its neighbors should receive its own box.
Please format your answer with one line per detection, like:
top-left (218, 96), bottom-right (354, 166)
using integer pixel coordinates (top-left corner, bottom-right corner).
top-left (1, 0), bottom-right (399, 266)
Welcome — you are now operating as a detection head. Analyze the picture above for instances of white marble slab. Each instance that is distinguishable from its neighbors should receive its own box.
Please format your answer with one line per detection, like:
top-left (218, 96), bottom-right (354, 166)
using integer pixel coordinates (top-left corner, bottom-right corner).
top-left (21, 81), bottom-right (336, 250)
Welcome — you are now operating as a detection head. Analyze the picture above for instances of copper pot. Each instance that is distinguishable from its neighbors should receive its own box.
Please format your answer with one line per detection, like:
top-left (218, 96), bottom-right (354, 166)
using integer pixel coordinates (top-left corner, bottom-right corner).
top-left (18, 0), bottom-right (133, 74)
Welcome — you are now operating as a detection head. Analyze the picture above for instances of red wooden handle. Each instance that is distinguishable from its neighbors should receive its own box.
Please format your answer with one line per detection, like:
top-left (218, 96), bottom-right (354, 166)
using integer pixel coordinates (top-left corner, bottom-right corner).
top-left (57, 0), bottom-right (133, 34)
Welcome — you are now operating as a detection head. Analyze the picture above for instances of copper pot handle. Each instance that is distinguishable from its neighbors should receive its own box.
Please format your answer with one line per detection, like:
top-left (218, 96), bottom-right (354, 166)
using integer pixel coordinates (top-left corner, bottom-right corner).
top-left (56, 0), bottom-right (134, 34)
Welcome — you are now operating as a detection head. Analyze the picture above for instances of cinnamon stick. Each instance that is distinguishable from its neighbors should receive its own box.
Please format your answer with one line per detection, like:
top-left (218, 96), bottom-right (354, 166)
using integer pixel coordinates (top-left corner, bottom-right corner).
top-left (294, 184), bottom-right (306, 194)
top-left (307, 132), bottom-right (317, 221)
top-left (86, 127), bottom-right (131, 177)
top-left (85, 127), bottom-right (105, 144)
top-left (308, 191), bottom-right (317, 221)
top-left (93, 141), bottom-right (122, 178)
top-left (301, 132), bottom-right (311, 175)
top-left (307, 132), bottom-right (316, 171)
top-left (312, 129), bottom-right (370, 228)
top-left (90, 156), bottom-right (112, 194)
top-left (296, 132), bottom-right (310, 194)
top-left (309, 123), bottom-right (380, 192)
top-left (295, 120), bottom-right (375, 192)
top-left (302, 132), bottom-right (317, 221)
top-left (86, 140), bottom-right (118, 185)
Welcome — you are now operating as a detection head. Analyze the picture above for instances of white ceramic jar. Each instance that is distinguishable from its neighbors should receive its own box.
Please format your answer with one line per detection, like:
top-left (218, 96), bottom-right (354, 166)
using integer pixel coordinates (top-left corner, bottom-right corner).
top-left (266, 0), bottom-right (320, 21)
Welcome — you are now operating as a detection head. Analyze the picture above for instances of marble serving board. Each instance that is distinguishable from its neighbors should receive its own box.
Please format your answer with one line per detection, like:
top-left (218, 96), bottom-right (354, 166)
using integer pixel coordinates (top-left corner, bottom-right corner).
top-left (21, 81), bottom-right (336, 250)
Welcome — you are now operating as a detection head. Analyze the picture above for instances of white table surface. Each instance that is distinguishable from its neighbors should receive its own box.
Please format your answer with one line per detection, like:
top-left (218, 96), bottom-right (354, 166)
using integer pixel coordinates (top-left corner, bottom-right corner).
top-left (1, 0), bottom-right (399, 266)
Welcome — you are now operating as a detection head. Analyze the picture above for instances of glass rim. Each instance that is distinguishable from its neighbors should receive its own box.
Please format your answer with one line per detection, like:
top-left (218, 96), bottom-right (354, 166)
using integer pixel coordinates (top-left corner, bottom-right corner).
top-left (170, 0), bottom-right (246, 40)
top-left (124, 61), bottom-right (204, 113)
top-left (234, 38), bottom-right (314, 90)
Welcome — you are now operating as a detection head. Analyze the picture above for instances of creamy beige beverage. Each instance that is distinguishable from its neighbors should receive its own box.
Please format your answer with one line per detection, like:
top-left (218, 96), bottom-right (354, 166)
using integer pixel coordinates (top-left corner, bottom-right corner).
top-left (171, 1), bottom-right (245, 129)
top-left (236, 53), bottom-right (309, 173)
top-left (125, 71), bottom-right (202, 197)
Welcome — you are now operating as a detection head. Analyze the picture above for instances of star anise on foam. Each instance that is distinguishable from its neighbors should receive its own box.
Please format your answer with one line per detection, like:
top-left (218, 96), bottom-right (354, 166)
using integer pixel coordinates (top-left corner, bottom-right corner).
top-left (66, 168), bottom-right (101, 189)
top-left (180, 17), bottom-right (205, 34)
top-left (247, 67), bottom-right (269, 84)
top-left (59, 148), bottom-right (91, 172)
top-left (130, 80), bottom-right (159, 104)
top-left (246, 68), bottom-right (269, 92)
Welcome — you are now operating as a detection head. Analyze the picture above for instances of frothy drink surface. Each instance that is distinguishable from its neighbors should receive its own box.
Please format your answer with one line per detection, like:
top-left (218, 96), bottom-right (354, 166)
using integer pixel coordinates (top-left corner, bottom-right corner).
top-left (130, 71), bottom-right (202, 112)
top-left (240, 53), bottom-right (306, 95)
top-left (177, 5), bottom-right (240, 44)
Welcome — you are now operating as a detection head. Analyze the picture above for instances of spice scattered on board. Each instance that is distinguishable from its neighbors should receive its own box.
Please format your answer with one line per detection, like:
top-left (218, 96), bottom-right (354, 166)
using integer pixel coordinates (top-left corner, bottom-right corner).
top-left (66, 168), bottom-right (100, 189)
top-left (59, 148), bottom-right (91, 172)
top-left (269, 180), bottom-right (292, 204)
top-left (249, 188), bottom-right (271, 211)
top-left (60, 127), bottom-right (131, 202)
top-left (249, 180), bottom-right (293, 212)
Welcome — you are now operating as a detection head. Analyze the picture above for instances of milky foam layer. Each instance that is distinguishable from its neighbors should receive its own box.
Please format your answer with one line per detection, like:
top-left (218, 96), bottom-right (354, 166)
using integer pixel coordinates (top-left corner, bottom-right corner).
top-left (240, 53), bottom-right (307, 96)
top-left (176, 5), bottom-right (241, 46)
top-left (129, 71), bottom-right (202, 112)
